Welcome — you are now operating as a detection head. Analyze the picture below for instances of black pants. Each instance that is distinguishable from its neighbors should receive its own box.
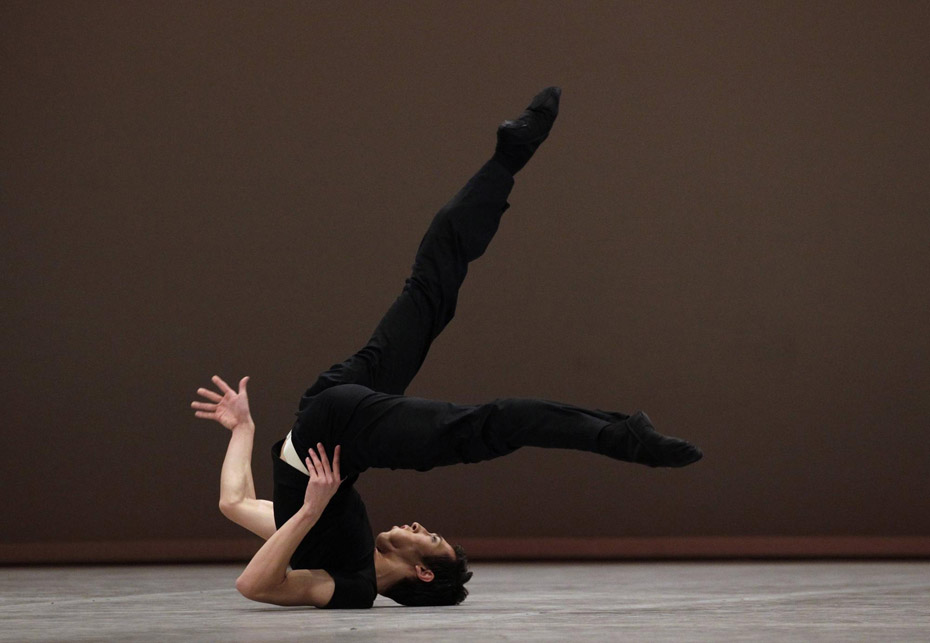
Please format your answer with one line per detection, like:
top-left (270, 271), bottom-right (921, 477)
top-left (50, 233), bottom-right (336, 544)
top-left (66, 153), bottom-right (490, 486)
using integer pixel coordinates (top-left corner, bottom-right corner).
top-left (292, 158), bottom-right (631, 477)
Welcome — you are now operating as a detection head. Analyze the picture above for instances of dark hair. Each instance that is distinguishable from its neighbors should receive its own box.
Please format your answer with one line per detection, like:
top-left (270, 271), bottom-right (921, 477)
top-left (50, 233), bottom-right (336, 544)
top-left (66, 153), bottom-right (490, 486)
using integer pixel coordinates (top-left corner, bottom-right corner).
top-left (382, 544), bottom-right (472, 606)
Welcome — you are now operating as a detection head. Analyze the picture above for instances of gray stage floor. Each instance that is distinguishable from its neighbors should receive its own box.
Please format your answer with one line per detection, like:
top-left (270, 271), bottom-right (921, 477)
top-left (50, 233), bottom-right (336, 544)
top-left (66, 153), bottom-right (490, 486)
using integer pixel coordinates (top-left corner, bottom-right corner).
top-left (1, 562), bottom-right (928, 641)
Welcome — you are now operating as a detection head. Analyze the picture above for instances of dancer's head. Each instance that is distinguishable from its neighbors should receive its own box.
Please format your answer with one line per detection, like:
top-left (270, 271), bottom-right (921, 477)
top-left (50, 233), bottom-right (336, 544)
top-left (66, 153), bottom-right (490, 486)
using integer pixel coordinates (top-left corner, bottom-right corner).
top-left (375, 522), bottom-right (472, 606)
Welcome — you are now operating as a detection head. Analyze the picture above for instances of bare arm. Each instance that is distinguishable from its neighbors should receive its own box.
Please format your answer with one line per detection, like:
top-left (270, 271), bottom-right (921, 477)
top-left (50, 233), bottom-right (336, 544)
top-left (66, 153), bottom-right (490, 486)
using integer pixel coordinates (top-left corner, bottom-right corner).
top-left (217, 420), bottom-right (276, 540)
top-left (235, 443), bottom-right (343, 607)
top-left (235, 503), bottom-right (335, 606)
top-left (193, 375), bottom-right (276, 540)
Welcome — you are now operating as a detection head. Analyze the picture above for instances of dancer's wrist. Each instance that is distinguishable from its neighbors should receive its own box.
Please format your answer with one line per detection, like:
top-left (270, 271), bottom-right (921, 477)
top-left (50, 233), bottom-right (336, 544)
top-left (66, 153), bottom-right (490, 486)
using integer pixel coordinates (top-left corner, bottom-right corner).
top-left (231, 419), bottom-right (255, 432)
top-left (297, 503), bottom-right (323, 523)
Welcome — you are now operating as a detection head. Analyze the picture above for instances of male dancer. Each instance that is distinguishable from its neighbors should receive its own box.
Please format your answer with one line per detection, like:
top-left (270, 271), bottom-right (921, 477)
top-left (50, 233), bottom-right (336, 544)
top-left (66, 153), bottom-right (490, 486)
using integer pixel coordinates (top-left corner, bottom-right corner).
top-left (193, 87), bottom-right (703, 609)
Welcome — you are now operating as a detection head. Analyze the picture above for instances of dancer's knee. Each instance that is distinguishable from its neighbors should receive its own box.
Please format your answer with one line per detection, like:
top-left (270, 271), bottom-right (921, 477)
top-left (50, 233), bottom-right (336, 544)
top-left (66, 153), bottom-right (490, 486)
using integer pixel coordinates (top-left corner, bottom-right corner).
top-left (477, 398), bottom-right (542, 452)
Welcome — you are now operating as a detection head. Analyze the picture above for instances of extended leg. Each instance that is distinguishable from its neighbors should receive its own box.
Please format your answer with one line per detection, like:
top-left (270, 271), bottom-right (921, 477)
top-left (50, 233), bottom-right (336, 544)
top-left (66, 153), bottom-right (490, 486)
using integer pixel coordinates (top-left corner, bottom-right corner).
top-left (333, 392), bottom-right (703, 476)
top-left (299, 88), bottom-right (561, 404)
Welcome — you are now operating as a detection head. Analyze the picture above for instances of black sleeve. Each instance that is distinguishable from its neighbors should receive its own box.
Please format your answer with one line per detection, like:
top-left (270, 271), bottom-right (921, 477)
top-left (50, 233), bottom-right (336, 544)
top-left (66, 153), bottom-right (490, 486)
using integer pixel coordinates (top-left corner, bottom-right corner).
top-left (321, 571), bottom-right (378, 609)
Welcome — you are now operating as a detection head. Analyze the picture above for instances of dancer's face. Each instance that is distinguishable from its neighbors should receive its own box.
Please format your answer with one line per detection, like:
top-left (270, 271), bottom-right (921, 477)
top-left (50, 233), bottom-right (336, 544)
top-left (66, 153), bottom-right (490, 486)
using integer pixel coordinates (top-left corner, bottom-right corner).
top-left (375, 522), bottom-right (455, 562)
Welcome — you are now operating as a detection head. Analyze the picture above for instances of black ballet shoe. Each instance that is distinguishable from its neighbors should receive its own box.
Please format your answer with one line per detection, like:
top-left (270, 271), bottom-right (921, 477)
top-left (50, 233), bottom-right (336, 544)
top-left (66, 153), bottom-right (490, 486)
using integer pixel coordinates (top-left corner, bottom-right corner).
top-left (597, 411), bottom-right (703, 468)
top-left (492, 86), bottom-right (561, 175)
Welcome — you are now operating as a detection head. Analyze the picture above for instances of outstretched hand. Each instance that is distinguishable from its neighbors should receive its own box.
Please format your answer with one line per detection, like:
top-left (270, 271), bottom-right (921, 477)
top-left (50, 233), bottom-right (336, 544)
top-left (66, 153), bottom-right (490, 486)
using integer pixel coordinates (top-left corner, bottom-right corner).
top-left (191, 375), bottom-right (253, 431)
top-left (303, 443), bottom-right (342, 510)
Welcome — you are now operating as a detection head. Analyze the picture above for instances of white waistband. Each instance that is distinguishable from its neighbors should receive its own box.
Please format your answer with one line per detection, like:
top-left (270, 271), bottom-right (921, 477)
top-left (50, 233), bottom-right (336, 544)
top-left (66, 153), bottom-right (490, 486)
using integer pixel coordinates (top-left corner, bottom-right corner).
top-left (281, 430), bottom-right (310, 475)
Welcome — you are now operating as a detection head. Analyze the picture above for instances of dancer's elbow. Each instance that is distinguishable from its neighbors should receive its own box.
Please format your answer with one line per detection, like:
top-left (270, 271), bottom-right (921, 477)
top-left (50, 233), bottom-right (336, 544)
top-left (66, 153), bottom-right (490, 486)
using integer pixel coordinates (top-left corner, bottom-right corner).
top-left (235, 574), bottom-right (264, 601)
top-left (218, 498), bottom-right (237, 518)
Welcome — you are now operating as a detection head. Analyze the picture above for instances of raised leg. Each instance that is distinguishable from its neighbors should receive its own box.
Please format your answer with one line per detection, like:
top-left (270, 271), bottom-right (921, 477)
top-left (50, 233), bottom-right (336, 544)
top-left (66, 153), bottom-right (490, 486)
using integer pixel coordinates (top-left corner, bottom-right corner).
top-left (299, 87), bottom-right (562, 406)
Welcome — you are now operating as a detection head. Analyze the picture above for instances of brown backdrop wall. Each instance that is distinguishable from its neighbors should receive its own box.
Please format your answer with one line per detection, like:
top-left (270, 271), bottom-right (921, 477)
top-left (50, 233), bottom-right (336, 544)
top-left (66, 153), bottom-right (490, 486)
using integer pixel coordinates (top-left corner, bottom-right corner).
top-left (2, 0), bottom-right (928, 561)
